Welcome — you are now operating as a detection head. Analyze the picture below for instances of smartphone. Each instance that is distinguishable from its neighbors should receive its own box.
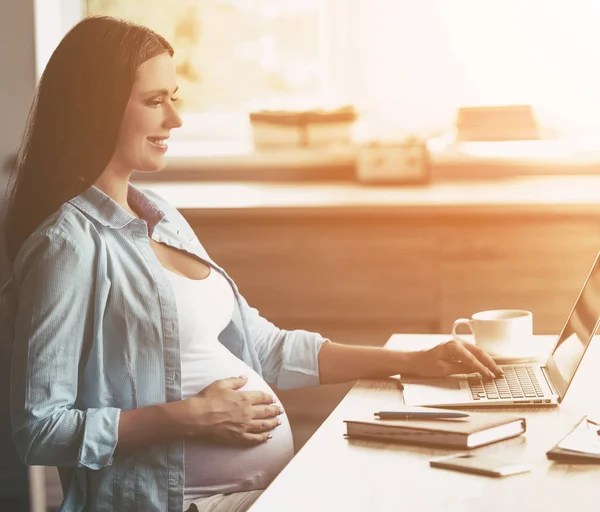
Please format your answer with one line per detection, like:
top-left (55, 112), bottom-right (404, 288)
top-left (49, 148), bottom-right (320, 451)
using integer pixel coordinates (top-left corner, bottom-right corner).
top-left (430, 453), bottom-right (532, 477)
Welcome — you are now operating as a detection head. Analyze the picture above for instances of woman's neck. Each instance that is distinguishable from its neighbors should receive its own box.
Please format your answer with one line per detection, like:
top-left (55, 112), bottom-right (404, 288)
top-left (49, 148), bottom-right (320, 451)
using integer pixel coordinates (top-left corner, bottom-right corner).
top-left (93, 168), bottom-right (139, 218)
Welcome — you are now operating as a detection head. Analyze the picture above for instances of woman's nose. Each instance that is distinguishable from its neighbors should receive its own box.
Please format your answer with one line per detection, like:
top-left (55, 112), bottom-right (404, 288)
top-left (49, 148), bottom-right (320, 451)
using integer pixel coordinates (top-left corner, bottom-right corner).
top-left (165, 103), bottom-right (183, 129)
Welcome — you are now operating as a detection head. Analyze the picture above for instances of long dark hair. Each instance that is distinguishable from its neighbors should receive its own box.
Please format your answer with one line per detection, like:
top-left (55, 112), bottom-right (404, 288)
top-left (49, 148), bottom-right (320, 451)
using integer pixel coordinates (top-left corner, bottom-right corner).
top-left (4, 16), bottom-right (173, 263)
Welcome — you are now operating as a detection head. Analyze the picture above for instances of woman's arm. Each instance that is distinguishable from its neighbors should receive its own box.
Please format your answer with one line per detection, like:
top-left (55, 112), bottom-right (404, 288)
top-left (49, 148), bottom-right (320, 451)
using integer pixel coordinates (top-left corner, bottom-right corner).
top-left (317, 340), bottom-right (503, 385)
top-left (11, 230), bottom-right (121, 469)
top-left (233, 290), bottom-right (500, 389)
top-left (317, 342), bottom-right (412, 384)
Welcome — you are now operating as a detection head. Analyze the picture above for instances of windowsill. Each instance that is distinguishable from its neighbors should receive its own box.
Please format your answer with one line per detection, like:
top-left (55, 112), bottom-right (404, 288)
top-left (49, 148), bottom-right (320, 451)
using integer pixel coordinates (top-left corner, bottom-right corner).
top-left (132, 138), bottom-right (600, 183)
top-left (431, 139), bottom-right (600, 180)
top-left (134, 175), bottom-right (600, 219)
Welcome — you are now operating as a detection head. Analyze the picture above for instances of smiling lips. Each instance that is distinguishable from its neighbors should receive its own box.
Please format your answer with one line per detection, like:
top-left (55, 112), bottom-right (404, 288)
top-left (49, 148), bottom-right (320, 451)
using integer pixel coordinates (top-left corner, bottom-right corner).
top-left (147, 136), bottom-right (168, 151)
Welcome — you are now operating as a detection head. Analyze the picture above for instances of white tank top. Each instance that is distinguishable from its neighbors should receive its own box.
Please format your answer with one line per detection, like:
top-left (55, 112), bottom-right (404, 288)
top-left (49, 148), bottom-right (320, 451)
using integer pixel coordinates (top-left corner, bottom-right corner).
top-left (163, 266), bottom-right (294, 501)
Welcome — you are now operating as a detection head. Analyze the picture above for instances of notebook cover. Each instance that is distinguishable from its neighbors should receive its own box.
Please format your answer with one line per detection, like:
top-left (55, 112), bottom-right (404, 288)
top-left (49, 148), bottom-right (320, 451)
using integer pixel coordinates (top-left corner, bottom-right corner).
top-left (344, 410), bottom-right (526, 449)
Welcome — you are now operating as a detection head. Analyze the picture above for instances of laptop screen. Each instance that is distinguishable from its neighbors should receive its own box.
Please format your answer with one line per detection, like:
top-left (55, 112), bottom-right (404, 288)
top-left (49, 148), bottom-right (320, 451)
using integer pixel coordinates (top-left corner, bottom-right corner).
top-left (546, 252), bottom-right (600, 402)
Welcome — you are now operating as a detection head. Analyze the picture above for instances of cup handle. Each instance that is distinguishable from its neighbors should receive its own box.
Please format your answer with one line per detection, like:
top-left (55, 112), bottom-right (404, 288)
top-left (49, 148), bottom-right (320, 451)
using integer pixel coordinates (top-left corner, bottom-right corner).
top-left (452, 318), bottom-right (473, 344)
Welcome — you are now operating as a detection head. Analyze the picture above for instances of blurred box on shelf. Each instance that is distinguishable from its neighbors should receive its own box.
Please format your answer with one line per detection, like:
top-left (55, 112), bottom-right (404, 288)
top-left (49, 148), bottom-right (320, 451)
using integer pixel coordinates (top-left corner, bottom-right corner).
top-left (249, 106), bottom-right (357, 150)
top-left (456, 104), bottom-right (539, 142)
top-left (356, 137), bottom-right (431, 184)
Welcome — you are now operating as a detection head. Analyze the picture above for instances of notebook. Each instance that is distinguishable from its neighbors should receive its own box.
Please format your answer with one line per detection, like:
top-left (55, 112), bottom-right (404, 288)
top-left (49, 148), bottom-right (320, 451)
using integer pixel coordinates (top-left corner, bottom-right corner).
top-left (344, 410), bottom-right (526, 449)
top-left (546, 416), bottom-right (600, 463)
top-left (403, 250), bottom-right (600, 408)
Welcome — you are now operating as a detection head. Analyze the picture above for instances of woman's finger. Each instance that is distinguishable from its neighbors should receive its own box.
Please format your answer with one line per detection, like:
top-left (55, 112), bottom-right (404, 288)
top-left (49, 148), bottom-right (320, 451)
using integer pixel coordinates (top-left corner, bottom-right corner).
top-left (462, 342), bottom-right (504, 376)
top-left (246, 418), bottom-right (280, 434)
top-left (445, 342), bottom-right (495, 378)
top-left (246, 391), bottom-right (277, 405)
top-left (240, 432), bottom-right (272, 445)
top-left (252, 405), bottom-right (284, 420)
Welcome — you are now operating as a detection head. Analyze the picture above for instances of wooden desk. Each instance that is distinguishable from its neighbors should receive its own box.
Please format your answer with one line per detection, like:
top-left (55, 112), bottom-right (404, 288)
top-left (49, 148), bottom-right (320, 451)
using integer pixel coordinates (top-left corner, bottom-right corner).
top-left (250, 335), bottom-right (600, 512)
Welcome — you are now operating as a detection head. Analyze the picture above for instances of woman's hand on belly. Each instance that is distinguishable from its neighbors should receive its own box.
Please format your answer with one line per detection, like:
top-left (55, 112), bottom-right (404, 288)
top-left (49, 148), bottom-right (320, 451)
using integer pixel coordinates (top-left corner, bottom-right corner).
top-left (181, 376), bottom-right (284, 446)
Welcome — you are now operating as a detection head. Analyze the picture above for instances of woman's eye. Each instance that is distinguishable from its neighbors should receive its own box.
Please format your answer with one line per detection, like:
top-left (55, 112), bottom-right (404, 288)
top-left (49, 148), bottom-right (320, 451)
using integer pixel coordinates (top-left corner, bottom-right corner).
top-left (146, 97), bottom-right (178, 108)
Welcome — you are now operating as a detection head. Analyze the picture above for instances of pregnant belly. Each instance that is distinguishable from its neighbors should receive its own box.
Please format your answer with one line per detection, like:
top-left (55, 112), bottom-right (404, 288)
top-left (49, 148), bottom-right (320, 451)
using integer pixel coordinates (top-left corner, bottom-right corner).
top-left (183, 365), bottom-right (294, 499)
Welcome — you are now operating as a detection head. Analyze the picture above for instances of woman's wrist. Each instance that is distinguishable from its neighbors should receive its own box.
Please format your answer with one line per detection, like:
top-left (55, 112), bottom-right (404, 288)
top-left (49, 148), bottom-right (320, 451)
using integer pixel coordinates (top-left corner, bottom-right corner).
top-left (161, 397), bottom-right (209, 440)
top-left (381, 349), bottom-right (418, 377)
top-left (116, 400), bottom-right (195, 454)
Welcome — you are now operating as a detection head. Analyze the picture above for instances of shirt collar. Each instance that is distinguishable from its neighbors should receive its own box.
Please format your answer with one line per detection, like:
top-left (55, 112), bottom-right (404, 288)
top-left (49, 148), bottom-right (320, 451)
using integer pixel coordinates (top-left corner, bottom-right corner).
top-left (69, 183), bottom-right (166, 231)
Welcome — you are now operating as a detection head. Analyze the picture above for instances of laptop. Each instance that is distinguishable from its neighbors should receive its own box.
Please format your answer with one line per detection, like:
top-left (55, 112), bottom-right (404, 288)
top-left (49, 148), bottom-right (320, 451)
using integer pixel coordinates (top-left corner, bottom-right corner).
top-left (403, 250), bottom-right (600, 408)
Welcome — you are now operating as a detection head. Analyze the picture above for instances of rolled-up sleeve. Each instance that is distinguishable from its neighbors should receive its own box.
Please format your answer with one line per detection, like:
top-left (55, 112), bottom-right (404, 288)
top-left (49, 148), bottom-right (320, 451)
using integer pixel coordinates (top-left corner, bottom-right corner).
top-left (237, 294), bottom-right (330, 389)
top-left (10, 229), bottom-right (120, 469)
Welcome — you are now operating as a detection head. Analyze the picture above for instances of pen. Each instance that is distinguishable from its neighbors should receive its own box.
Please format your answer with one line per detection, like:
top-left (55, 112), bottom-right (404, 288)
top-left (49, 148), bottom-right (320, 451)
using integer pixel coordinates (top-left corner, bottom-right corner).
top-left (584, 417), bottom-right (600, 435)
top-left (374, 411), bottom-right (470, 420)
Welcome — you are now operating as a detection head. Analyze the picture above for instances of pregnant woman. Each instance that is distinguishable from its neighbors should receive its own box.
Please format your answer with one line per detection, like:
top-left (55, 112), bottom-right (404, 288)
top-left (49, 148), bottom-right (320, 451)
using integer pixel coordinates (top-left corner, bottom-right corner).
top-left (1, 16), bottom-right (501, 512)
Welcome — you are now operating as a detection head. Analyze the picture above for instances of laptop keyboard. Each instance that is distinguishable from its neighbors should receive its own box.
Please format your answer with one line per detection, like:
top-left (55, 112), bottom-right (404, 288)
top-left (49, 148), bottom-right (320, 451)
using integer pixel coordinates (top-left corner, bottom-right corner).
top-left (467, 366), bottom-right (546, 400)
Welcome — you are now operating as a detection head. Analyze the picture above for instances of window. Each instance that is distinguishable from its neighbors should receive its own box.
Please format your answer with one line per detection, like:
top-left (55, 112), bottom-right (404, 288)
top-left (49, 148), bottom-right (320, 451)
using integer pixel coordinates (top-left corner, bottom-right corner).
top-left (35, 1), bottom-right (600, 168)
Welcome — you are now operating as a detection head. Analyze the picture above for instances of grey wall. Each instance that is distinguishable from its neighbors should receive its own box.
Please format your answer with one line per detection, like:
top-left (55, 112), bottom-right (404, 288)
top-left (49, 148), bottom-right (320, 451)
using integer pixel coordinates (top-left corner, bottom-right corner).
top-left (0, 1), bottom-right (36, 509)
top-left (1, 0), bottom-right (36, 285)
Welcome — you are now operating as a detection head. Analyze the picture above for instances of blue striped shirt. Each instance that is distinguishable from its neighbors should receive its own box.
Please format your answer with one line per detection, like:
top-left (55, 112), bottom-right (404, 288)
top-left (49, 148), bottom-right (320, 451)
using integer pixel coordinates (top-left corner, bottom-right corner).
top-left (1, 184), bottom-right (328, 512)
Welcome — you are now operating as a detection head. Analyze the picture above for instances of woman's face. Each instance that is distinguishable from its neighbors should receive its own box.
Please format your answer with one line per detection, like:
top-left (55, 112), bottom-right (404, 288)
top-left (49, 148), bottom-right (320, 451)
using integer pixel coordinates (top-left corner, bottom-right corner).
top-left (110, 53), bottom-right (182, 174)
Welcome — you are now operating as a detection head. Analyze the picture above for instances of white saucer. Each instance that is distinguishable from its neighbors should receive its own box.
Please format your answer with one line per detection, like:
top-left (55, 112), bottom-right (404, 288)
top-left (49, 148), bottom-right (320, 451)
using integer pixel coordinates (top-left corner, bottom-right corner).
top-left (452, 335), bottom-right (548, 364)
top-left (489, 352), bottom-right (547, 365)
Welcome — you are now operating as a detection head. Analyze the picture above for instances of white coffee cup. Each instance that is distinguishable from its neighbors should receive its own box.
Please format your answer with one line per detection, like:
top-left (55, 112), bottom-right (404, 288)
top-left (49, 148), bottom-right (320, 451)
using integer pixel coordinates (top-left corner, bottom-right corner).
top-left (451, 309), bottom-right (533, 356)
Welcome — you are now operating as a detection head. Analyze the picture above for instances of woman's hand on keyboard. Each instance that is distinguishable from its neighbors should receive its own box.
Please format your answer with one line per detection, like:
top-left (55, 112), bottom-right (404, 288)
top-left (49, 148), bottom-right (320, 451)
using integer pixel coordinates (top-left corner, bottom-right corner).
top-left (411, 339), bottom-right (504, 379)
top-left (183, 376), bottom-right (284, 445)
